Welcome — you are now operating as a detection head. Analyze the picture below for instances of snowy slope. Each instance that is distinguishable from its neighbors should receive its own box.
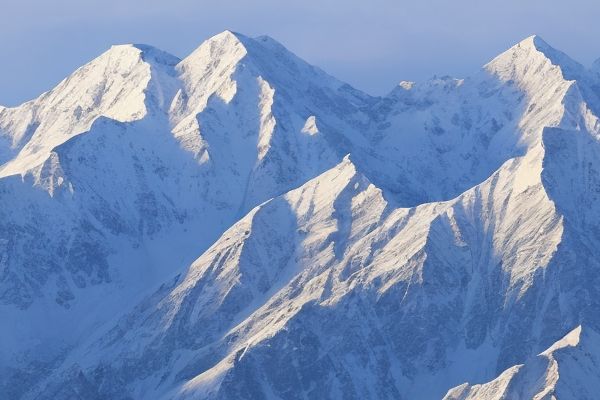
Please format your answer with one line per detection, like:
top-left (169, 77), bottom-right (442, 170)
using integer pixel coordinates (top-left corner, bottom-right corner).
top-left (444, 326), bottom-right (600, 400)
top-left (2, 31), bottom-right (600, 399)
top-left (0, 44), bottom-right (179, 172)
top-left (27, 108), bottom-right (600, 398)
top-left (353, 35), bottom-right (598, 206)
top-left (0, 31), bottom-right (370, 398)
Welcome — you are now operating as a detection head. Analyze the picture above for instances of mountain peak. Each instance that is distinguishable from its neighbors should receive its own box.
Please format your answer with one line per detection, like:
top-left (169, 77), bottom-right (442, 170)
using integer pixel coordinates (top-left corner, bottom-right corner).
top-left (486, 34), bottom-right (583, 81)
top-left (207, 29), bottom-right (248, 44)
top-left (183, 30), bottom-right (299, 71)
top-left (8, 30), bottom-right (600, 400)
top-left (189, 30), bottom-right (249, 55)
top-left (173, 29), bottom-right (357, 127)
top-left (517, 34), bottom-right (547, 48)
top-left (91, 44), bottom-right (149, 67)
top-left (505, 34), bottom-right (557, 57)
top-left (178, 30), bottom-right (250, 75)
top-left (89, 43), bottom-right (180, 71)
top-left (445, 326), bottom-right (600, 400)
top-left (213, 29), bottom-right (244, 39)
top-left (0, 41), bottom-right (181, 177)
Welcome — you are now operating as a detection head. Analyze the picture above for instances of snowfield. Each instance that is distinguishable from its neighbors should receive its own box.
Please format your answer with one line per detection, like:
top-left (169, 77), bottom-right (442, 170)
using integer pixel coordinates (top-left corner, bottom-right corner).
top-left (2, 31), bottom-right (600, 399)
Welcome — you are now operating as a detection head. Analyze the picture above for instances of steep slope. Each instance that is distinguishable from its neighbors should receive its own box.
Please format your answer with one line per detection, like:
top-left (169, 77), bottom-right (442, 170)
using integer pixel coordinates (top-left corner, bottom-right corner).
top-left (25, 104), bottom-right (600, 399)
top-left (355, 35), bottom-right (600, 206)
top-left (444, 326), bottom-right (600, 400)
top-left (169, 30), bottom-right (369, 211)
top-left (3, 32), bottom-right (600, 400)
top-left (0, 46), bottom-right (223, 399)
top-left (0, 32), bottom-right (374, 398)
top-left (0, 30), bottom-right (374, 309)
top-left (0, 44), bottom-right (180, 172)
top-left (20, 156), bottom-right (392, 399)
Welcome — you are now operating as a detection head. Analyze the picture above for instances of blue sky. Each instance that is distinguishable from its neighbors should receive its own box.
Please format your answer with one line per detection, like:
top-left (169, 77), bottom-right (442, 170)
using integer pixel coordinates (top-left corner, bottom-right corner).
top-left (2, 0), bottom-right (599, 106)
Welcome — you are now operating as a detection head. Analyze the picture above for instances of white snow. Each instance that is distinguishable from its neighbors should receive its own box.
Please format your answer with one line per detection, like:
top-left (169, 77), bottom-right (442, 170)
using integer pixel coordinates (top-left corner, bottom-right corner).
top-left (2, 31), bottom-right (600, 400)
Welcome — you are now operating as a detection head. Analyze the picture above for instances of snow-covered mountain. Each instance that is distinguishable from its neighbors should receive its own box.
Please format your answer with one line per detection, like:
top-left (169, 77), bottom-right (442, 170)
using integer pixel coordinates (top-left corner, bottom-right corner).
top-left (444, 326), bottom-right (600, 400)
top-left (2, 31), bottom-right (600, 399)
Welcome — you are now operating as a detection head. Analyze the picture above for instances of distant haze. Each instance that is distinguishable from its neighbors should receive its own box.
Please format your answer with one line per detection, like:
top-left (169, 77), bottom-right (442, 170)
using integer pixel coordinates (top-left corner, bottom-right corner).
top-left (1, 0), bottom-right (599, 106)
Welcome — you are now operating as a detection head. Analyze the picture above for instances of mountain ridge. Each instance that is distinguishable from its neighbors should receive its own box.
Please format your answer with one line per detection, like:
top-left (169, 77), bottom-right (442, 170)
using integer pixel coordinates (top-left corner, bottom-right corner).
top-left (444, 325), bottom-right (600, 400)
top-left (2, 31), bottom-right (600, 399)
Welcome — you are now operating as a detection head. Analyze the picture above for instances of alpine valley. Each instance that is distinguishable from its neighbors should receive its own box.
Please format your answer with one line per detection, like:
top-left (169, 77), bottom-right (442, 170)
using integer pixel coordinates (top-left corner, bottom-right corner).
top-left (2, 31), bottom-right (600, 399)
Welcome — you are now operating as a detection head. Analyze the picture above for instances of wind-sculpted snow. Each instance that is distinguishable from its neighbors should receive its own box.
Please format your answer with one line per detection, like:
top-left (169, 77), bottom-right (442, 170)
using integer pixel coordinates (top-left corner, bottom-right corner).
top-left (2, 31), bottom-right (600, 399)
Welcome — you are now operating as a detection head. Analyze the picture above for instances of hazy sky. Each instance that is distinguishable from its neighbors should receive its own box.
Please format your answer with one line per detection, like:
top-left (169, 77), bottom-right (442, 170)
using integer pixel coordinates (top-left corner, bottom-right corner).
top-left (2, 0), bottom-right (600, 106)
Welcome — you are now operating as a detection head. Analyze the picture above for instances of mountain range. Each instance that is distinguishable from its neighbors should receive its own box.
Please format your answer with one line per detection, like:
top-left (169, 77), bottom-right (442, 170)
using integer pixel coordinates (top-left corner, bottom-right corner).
top-left (2, 31), bottom-right (600, 399)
